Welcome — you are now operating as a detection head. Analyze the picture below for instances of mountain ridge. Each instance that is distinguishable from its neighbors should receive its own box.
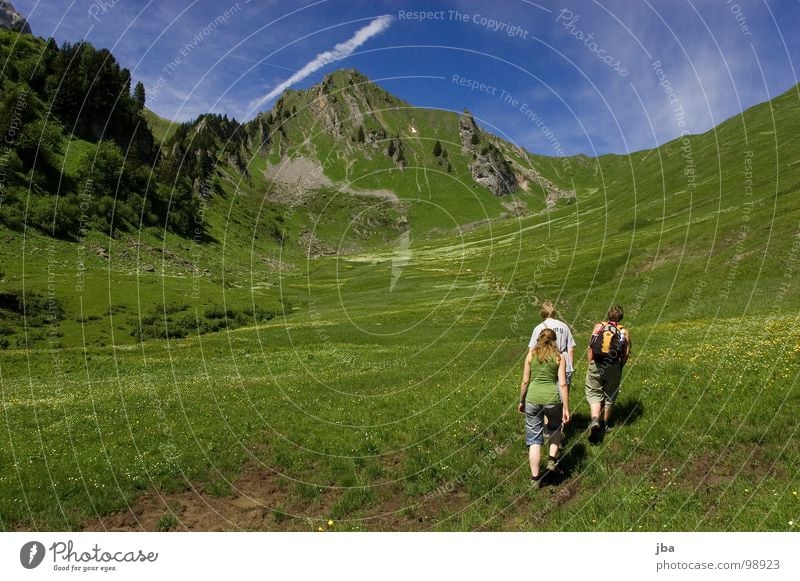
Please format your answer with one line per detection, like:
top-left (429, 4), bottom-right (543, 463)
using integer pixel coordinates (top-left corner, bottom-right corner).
top-left (229, 68), bottom-right (576, 219)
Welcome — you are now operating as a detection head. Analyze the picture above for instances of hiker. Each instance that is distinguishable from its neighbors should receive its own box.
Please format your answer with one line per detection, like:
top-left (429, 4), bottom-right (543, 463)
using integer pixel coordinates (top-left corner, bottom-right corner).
top-left (518, 329), bottom-right (571, 485)
top-left (585, 305), bottom-right (630, 440)
top-left (528, 301), bottom-right (576, 388)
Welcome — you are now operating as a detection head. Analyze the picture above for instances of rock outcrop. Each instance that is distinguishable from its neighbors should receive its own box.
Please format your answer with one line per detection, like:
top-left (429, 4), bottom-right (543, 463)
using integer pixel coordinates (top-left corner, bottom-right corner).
top-left (458, 110), bottom-right (516, 196)
top-left (0, 1), bottom-right (31, 34)
top-left (512, 160), bottom-right (576, 208)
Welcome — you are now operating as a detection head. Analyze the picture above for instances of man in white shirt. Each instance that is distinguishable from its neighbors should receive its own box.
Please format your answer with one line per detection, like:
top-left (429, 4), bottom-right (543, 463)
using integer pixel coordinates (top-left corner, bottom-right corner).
top-left (528, 301), bottom-right (576, 387)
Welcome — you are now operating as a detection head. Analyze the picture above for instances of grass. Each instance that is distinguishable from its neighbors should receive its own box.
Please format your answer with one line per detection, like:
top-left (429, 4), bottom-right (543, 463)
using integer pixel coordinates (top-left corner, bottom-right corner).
top-left (1, 78), bottom-right (800, 531)
top-left (1, 213), bottom-right (799, 530)
top-left (156, 512), bottom-right (179, 532)
top-left (143, 109), bottom-right (179, 145)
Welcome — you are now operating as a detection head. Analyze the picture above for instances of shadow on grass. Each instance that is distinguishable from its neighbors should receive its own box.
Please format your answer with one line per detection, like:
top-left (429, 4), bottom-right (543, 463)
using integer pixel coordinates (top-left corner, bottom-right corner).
top-left (536, 398), bottom-right (643, 486)
top-left (612, 398), bottom-right (645, 428)
top-left (567, 412), bottom-right (592, 433)
top-left (539, 400), bottom-right (644, 485)
top-left (553, 398), bottom-right (646, 453)
top-left (557, 441), bottom-right (586, 479)
top-left (568, 398), bottom-right (645, 432)
top-left (538, 438), bottom-right (587, 487)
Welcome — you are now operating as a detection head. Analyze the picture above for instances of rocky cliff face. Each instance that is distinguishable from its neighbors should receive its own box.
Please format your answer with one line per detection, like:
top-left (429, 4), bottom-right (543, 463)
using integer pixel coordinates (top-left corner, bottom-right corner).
top-left (0, 1), bottom-right (31, 34)
top-left (458, 110), bottom-right (517, 197)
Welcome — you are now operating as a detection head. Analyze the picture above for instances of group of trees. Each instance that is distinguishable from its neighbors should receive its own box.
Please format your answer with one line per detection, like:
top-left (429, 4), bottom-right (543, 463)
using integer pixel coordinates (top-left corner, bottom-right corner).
top-left (0, 29), bottom-right (228, 238)
top-left (161, 113), bottom-right (247, 187)
top-left (432, 140), bottom-right (452, 172)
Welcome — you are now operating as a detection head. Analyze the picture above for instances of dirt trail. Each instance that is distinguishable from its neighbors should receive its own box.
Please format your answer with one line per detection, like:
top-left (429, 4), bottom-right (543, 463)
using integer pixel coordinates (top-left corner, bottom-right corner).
top-left (83, 459), bottom-right (303, 532)
top-left (81, 455), bottom-right (471, 532)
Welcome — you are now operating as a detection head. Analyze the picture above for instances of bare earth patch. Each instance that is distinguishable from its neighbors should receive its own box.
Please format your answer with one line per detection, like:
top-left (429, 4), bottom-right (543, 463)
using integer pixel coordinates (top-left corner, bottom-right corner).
top-left (82, 453), bottom-right (475, 532)
top-left (264, 156), bottom-right (400, 205)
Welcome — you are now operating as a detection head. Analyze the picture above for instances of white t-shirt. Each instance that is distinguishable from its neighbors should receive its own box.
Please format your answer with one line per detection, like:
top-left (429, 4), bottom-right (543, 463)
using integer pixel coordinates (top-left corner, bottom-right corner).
top-left (528, 318), bottom-right (577, 372)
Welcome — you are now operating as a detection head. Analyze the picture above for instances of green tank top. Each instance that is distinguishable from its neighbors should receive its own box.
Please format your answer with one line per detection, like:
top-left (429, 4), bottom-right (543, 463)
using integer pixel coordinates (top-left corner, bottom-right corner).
top-left (525, 353), bottom-right (560, 405)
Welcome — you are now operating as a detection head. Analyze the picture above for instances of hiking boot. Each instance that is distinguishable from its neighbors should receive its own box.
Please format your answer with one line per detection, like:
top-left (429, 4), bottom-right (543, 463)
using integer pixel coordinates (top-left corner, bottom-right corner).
top-left (589, 418), bottom-right (601, 441)
top-left (545, 458), bottom-right (564, 476)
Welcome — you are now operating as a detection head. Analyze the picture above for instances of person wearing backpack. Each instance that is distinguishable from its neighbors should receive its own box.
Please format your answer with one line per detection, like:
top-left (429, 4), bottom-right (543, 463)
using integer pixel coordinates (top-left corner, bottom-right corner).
top-left (518, 329), bottom-right (571, 485)
top-left (585, 305), bottom-right (630, 441)
top-left (528, 301), bottom-right (577, 388)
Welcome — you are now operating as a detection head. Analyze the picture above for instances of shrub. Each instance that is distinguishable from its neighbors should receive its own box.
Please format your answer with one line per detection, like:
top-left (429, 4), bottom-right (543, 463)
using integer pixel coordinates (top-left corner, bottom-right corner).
top-left (0, 289), bottom-right (64, 326)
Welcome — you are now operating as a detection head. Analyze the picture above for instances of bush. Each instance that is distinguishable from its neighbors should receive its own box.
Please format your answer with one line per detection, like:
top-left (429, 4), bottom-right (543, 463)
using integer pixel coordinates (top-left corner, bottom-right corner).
top-left (162, 302), bottom-right (189, 315)
top-left (204, 305), bottom-right (232, 319)
top-left (0, 289), bottom-right (64, 326)
top-left (243, 305), bottom-right (279, 322)
top-left (16, 118), bottom-right (63, 170)
top-left (129, 300), bottom-right (289, 342)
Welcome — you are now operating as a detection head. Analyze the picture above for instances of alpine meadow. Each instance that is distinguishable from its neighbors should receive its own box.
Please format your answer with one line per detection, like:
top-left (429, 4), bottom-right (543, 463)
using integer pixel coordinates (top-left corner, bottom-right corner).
top-left (1, 3), bottom-right (800, 534)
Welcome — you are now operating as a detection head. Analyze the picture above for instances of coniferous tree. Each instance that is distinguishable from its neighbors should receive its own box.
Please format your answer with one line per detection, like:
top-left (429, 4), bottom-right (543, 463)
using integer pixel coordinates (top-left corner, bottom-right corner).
top-left (133, 81), bottom-right (146, 109)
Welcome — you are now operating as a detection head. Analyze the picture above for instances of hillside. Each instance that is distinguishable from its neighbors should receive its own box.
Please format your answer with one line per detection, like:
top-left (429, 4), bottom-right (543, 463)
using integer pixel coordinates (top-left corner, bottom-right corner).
top-left (241, 69), bottom-right (569, 228)
top-left (0, 29), bottom-right (582, 351)
top-left (2, 24), bottom-right (800, 532)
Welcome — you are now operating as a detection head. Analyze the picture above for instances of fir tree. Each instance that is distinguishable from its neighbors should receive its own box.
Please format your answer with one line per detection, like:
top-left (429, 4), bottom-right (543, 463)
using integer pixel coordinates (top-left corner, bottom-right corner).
top-left (133, 81), bottom-right (146, 109)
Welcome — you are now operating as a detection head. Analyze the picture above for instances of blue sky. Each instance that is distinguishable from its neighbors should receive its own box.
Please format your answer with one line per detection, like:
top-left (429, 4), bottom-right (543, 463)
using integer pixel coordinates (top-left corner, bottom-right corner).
top-left (13, 0), bottom-right (800, 156)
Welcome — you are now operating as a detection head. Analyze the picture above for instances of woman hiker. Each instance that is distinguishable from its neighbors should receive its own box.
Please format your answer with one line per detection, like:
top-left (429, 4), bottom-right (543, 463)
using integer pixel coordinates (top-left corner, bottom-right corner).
top-left (518, 328), bottom-right (571, 485)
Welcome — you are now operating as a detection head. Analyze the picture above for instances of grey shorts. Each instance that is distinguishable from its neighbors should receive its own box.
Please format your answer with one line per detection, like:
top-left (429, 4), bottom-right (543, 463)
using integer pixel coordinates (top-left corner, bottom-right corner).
top-left (585, 360), bottom-right (622, 405)
top-left (525, 402), bottom-right (564, 446)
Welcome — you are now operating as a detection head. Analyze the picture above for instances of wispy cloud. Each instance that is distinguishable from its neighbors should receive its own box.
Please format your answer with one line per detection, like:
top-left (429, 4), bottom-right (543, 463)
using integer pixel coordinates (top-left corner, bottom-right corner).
top-left (247, 15), bottom-right (393, 114)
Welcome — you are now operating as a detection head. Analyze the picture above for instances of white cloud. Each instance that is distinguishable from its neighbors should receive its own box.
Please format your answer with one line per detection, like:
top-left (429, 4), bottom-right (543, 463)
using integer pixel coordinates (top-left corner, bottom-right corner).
top-left (247, 15), bottom-right (393, 114)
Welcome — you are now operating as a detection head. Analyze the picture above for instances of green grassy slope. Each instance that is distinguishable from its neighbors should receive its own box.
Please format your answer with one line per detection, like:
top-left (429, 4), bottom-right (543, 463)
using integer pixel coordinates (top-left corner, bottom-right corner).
top-left (1, 76), bottom-right (800, 531)
top-left (142, 109), bottom-right (178, 144)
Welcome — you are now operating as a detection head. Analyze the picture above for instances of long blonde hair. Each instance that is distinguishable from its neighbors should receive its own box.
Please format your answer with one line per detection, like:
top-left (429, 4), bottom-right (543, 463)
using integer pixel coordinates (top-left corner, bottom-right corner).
top-left (532, 328), bottom-right (559, 364)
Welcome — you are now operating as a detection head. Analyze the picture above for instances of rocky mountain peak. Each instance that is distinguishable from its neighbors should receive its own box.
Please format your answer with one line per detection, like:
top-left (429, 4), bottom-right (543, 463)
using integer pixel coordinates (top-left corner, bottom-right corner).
top-left (0, 1), bottom-right (31, 34)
